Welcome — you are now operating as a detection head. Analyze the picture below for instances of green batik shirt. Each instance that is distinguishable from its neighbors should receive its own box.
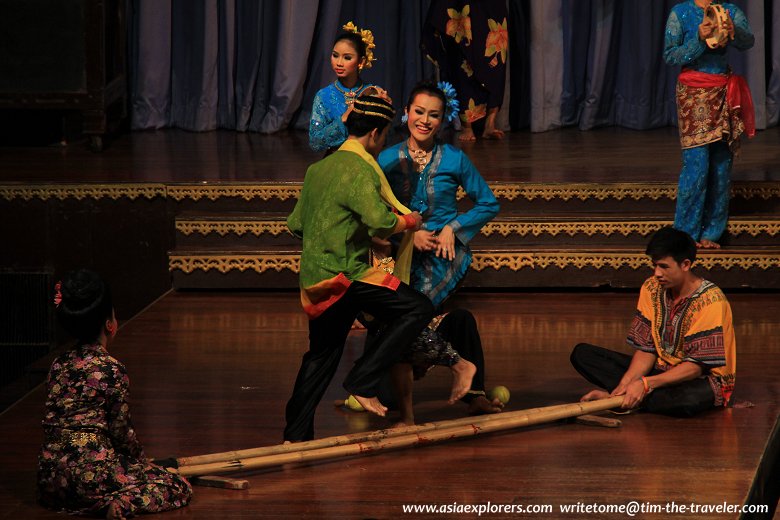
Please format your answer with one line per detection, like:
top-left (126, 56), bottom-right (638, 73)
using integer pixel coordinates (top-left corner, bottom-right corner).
top-left (288, 144), bottom-right (404, 318)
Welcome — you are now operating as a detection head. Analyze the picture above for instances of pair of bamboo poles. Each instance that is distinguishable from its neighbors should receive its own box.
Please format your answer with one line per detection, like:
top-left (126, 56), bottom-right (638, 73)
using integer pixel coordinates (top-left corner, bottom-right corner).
top-left (175, 396), bottom-right (624, 478)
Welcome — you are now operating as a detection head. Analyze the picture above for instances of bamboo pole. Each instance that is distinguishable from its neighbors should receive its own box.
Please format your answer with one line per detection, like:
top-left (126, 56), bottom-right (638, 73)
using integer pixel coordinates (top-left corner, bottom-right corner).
top-left (178, 396), bottom-right (624, 478)
top-left (177, 396), bottom-right (620, 468)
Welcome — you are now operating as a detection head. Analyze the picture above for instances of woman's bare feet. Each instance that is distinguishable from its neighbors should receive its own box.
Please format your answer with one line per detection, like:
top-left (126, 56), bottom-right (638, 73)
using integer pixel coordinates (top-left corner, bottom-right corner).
top-left (483, 107), bottom-right (504, 140)
top-left (352, 395), bottom-right (388, 417)
top-left (458, 127), bottom-right (476, 141)
top-left (106, 501), bottom-right (125, 520)
top-left (483, 127), bottom-right (505, 140)
top-left (697, 239), bottom-right (721, 249)
top-left (467, 395), bottom-right (504, 415)
top-left (449, 359), bottom-right (477, 404)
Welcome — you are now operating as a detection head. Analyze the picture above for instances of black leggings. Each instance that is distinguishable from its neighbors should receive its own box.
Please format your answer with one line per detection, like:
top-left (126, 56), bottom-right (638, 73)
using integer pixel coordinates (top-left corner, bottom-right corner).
top-left (369, 308), bottom-right (488, 406)
top-left (570, 343), bottom-right (716, 417)
top-left (437, 309), bottom-right (487, 401)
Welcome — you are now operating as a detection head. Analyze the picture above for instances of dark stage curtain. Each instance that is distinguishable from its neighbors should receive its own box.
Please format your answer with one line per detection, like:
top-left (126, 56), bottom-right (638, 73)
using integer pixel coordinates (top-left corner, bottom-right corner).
top-left (560, 0), bottom-right (679, 130)
top-left (129, 0), bottom-right (780, 133)
top-left (129, 0), bottom-right (433, 132)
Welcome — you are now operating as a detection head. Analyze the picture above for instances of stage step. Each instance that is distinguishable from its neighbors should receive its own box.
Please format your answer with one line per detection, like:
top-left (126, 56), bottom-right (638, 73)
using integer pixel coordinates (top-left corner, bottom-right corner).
top-left (174, 214), bottom-right (780, 249)
top-left (167, 181), bottom-right (780, 215)
top-left (169, 246), bottom-right (780, 290)
top-left (175, 213), bottom-right (298, 248)
top-left (167, 180), bottom-right (780, 290)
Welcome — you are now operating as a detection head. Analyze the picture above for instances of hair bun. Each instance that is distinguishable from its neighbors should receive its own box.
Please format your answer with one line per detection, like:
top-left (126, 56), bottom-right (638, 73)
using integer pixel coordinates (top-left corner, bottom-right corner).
top-left (56, 269), bottom-right (113, 343)
top-left (60, 270), bottom-right (105, 312)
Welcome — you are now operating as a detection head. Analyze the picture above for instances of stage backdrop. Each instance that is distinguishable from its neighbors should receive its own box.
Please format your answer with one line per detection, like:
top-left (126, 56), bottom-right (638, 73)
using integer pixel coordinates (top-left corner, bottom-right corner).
top-left (129, 0), bottom-right (779, 133)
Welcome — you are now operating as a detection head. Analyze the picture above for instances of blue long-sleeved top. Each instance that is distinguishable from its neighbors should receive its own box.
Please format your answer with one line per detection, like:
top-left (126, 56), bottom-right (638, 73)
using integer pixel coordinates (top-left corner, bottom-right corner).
top-left (379, 142), bottom-right (499, 307)
top-left (308, 80), bottom-right (373, 152)
top-left (379, 142), bottom-right (499, 246)
top-left (663, 1), bottom-right (754, 74)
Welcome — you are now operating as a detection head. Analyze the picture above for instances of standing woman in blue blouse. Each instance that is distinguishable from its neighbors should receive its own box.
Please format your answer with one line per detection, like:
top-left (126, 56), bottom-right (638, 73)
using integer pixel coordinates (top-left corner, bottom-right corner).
top-left (663, 0), bottom-right (754, 249)
top-left (309, 22), bottom-right (388, 153)
top-left (378, 81), bottom-right (499, 309)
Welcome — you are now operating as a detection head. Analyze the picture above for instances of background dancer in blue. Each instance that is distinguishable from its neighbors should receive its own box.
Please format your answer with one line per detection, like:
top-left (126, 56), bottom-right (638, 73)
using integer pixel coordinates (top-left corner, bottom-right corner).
top-left (664, 0), bottom-right (754, 249)
top-left (309, 22), bottom-right (387, 153)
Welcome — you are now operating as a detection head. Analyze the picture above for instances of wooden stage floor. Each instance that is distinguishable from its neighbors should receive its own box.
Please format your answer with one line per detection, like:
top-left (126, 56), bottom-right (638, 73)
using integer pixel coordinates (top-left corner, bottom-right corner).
top-left (1, 291), bottom-right (779, 519)
top-left (1, 126), bottom-right (779, 183)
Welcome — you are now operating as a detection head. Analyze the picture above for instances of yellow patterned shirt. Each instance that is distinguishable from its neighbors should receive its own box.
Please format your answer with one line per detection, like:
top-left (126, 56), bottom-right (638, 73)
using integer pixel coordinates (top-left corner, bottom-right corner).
top-left (627, 277), bottom-right (736, 406)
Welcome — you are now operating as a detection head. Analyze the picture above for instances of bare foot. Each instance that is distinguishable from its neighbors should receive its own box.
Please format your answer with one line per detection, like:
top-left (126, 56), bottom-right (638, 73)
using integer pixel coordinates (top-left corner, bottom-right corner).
top-left (393, 408), bottom-right (415, 427)
top-left (697, 239), bottom-right (721, 249)
top-left (106, 501), bottom-right (125, 520)
top-left (458, 127), bottom-right (476, 141)
top-left (448, 359), bottom-right (477, 404)
top-left (580, 389), bottom-right (610, 402)
top-left (483, 128), bottom-right (505, 140)
top-left (352, 395), bottom-right (387, 417)
top-left (391, 418), bottom-right (415, 428)
top-left (467, 396), bottom-right (504, 415)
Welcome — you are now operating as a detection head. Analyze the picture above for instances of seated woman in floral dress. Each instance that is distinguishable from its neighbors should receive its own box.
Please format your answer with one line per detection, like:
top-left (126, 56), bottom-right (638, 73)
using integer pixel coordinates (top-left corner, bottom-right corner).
top-left (37, 269), bottom-right (191, 520)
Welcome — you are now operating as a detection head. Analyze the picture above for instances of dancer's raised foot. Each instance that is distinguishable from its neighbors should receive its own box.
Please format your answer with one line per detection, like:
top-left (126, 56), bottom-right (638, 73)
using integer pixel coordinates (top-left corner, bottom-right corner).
top-left (448, 359), bottom-right (477, 404)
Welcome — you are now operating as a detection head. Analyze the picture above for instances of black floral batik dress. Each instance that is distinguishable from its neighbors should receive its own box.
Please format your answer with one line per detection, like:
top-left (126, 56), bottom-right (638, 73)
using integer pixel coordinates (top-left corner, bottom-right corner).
top-left (37, 343), bottom-right (191, 517)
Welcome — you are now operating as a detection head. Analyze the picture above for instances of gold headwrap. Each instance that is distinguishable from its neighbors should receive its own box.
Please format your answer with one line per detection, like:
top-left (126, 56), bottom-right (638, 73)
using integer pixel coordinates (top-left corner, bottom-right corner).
top-left (342, 21), bottom-right (376, 69)
top-left (351, 95), bottom-right (395, 122)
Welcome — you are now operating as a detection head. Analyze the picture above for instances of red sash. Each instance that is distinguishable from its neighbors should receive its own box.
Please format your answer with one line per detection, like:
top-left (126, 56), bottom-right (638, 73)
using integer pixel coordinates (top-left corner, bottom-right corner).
top-left (679, 69), bottom-right (755, 138)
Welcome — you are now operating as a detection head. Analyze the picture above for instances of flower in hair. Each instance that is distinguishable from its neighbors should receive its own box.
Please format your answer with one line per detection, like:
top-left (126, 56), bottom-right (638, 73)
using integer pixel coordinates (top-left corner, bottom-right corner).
top-left (342, 21), bottom-right (376, 69)
top-left (53, 281), bottom-right (62, 307)
top-left (437, 81), bottom-right (461, 123)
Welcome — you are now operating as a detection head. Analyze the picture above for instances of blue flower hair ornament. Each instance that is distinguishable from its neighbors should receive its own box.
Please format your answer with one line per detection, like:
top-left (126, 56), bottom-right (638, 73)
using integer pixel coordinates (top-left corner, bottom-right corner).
top-left (437, 81), bottom-right (460, 123)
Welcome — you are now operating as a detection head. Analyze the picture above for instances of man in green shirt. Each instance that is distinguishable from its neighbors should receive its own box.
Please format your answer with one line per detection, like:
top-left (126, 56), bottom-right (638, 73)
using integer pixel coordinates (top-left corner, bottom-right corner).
top-left (284, 95), bottom-right (433, 441)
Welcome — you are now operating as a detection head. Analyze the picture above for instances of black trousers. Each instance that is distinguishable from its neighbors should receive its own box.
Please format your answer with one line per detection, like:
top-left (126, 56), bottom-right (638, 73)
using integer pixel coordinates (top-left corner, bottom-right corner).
top-left (284, 281), bottom-right (433, 441)
top-left (570, 343), bottom-right (716, 417)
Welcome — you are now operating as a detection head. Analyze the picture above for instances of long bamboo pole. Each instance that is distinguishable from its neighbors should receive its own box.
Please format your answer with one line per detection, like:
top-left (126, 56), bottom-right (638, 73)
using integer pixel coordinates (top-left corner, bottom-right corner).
top-left (178, 396), bottom-right (623, 477)
top-left (177, 396), bottom-right (620, 468)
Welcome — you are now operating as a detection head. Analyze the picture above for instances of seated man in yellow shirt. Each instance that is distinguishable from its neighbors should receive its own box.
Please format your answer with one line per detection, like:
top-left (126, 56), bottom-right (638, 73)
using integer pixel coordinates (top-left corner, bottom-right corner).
top-left (571, 227), bottom-right (736, 416)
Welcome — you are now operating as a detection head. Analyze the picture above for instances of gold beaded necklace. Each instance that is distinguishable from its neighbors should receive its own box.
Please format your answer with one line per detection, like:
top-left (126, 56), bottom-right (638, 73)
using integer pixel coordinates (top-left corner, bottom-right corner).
top-left (407, 139), bottom-right (433, 172)
top-left (333, 80), bottom-right (365, 105)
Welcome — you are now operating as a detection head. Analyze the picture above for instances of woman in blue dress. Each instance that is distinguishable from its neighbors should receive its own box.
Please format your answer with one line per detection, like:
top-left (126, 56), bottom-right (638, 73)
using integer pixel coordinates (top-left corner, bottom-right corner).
top-left (663, 0), bottom-right (754, 248)
top-left (309, 22), bottom-right (387, 153)
top-left (378, 81), bottom-right (499, 309)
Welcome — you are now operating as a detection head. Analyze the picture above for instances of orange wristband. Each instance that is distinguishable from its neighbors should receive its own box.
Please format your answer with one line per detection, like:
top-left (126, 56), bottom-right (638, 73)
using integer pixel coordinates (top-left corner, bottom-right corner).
top-left (641, 376), bottom-right (650, 394)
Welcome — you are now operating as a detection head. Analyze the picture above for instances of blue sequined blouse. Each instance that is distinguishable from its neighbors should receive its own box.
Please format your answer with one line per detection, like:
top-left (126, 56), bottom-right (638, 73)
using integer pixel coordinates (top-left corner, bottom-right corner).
top-left (308, 80), bottom-right (373, 152)
top-left (663, 1), bottom-right (754, 73)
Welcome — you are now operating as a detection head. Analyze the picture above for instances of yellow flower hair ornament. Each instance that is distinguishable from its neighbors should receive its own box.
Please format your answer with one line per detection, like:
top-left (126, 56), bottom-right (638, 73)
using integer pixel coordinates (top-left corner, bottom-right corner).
top-left (342, 21), bottom-right (376, 69)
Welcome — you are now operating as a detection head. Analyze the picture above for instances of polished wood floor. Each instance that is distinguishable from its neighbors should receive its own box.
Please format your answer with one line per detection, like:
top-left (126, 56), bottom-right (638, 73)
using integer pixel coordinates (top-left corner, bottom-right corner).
top-left (1, 291), bottom-right (779, 519)
top-left (1, 126), bottom-right (779, 183)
